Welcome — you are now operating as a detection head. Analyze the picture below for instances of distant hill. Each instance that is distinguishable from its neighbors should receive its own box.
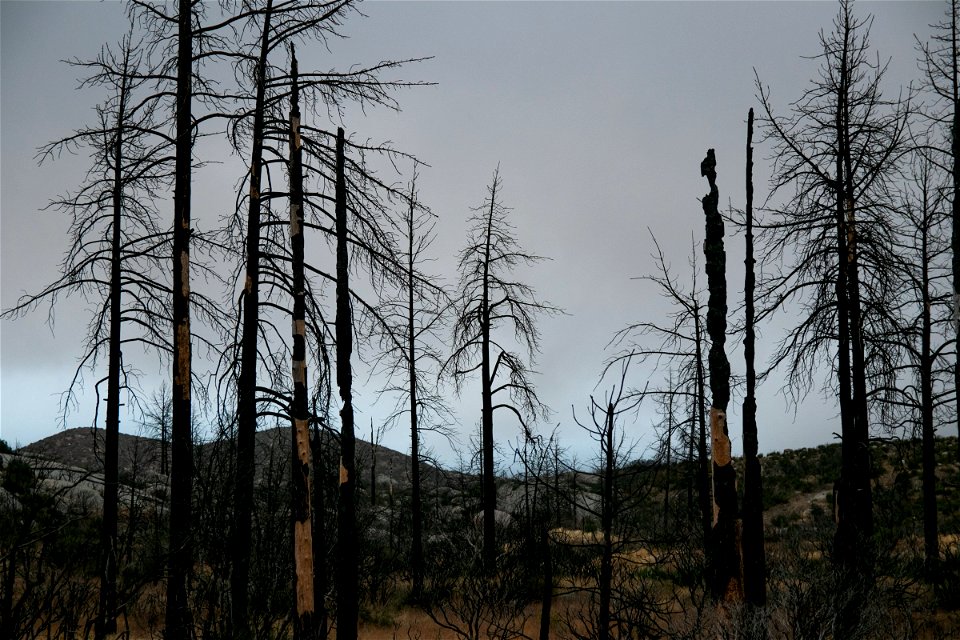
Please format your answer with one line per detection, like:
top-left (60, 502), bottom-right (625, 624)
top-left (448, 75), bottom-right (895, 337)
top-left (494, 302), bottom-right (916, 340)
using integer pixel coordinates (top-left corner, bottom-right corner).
top-left (18, 425), bottom-right (450, 491)
top-left (23, 427), bottom-right (165, 481)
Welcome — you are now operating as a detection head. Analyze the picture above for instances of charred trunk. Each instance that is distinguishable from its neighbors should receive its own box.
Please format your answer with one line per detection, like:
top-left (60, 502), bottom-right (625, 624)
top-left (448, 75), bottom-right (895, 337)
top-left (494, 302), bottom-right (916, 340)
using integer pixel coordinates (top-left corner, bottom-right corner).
top-left (289, 50), bottom-right (316, 640)
top-left (166, 0), bottom-right (194, 637)
top-left (701, 148), bottom-right (743, 602)
top-left (334, 127), bottom-right (359, 640)
top-left (742, 108), bottom-right (767, 608)
top-left (408, 199), bottom-right (425, 602)
top-left (232, 4), bottom-right (274, 635)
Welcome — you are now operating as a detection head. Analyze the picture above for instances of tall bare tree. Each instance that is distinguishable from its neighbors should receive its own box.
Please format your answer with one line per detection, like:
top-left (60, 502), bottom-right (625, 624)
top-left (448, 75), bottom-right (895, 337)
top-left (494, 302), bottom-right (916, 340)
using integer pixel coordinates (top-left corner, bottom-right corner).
top-left (2, 24), bottom-right (174, 640)
top-left (756, 0), bottom-right (910, 631)
top-left (876, 148), bottom-right (953, 572)
top-left (444, 167), bottom-right (556, 572)
top-left (609, 235), bottom-right (712, 552)
top-left (168, 3), bottom-right (195, 636)
top-left (917, 0), bottom-right (960, 462)
top-left (332, 126), bottom-right (360, 640)
top-left (371, 171), bottom-right (450, 603)
top-left (287, 49), bottom-right (317, 640)
top-left (742, 108), bottom-right (767, 607)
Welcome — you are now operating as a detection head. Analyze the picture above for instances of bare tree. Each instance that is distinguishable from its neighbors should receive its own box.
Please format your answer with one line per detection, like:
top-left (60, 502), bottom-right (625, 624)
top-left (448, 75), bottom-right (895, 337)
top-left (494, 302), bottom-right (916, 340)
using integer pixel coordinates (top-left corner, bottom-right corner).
top-left (572, 362), bottom-right (644, 640)
top-left (917, 0), bottom-right (960, 463)
top-left (875, 147), bottom-right (953, 572)
top-left (287, 49), bottom-right (316, 640)
top-left (609, 234), bottom-right (712, 551)
top-left (371, 170), bottom-right (451, 603)
top-left (742, 108), bottom-right (767, 608)
top-left (444, 167), bottom-right (557, 572)
top-left (2, 24), bottom-right (173, 639)
top-left (755, 5), bottom-right (910, 621)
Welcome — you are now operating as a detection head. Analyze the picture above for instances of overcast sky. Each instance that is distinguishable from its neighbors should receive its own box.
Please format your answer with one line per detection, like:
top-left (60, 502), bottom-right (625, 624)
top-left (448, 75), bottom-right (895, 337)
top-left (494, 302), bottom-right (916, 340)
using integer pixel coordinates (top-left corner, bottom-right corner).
top-left (1, 1), bottom-right (944, 466)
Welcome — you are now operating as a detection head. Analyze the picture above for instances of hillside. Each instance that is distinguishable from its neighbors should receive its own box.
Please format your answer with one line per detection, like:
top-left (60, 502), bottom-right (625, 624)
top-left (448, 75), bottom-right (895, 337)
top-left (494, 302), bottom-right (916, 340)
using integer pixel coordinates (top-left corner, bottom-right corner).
top-left (18, 425), bottom-right (451, 493)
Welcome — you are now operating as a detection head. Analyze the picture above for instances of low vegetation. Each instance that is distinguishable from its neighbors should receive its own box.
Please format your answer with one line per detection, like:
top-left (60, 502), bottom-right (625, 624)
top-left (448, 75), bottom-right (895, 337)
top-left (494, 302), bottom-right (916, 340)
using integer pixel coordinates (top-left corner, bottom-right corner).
top-left (3, 432), bottom-right (958, 639)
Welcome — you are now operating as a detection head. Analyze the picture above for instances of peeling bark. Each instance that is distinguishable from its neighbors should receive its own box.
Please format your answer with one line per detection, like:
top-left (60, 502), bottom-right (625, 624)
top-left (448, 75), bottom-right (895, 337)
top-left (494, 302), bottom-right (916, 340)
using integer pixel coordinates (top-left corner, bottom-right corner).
top-left (289, 50), bottom-right (316, 640)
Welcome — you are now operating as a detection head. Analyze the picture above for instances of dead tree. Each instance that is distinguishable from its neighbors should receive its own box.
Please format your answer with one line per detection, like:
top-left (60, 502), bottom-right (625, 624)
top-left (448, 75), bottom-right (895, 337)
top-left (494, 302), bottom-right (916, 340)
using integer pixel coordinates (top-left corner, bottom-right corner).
top-left (371, 170), bottom-right (450, 603)
top-left (332, 127), bottom-right (360, 640)
top-left (700, 149), bottom-right (744, 603)
top-left (572, 364), bottom-right (644, 640)
top-left (215, 2), bottom-right (426, 628)
top-left (742, 108), bottom-right (767, 607)
top-left (2, 25), bottom-right (174, 640)
top-left (917, 0), bottom-right (960, 463)
top-left (609, 234), bottom-right (712, 552)
top-left (875, 149), bottom-right (953, 573)
top-left (444, 167), bottom-right (556, 572)
top-left (168, 2), bottom-right (195, 635)
top-left (288, 50), bottom-right (317, 640)
top-left (756, 1), bottom-right (910, 630)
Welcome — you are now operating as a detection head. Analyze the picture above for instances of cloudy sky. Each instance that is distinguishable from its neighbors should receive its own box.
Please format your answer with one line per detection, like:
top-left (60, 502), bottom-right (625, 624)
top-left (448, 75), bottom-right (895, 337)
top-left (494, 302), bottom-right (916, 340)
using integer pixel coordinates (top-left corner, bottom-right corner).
top-left (1, 1), bottom-right (943, 465)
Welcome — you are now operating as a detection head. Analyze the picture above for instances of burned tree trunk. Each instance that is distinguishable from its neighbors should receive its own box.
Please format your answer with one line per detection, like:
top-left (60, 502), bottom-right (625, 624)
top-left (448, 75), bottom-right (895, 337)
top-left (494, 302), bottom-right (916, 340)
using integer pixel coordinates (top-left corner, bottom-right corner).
top-left (288, 50), bottom-right (316, 640)
top-left (334, 127), bottom-right (359, 640)
top-left (166, 0), bottom-right (194, 637)
top-left (700, 148), bottom-right (743, 602)
top-left (832, 25), bottom-right (874, 609)
top-left (232, 4), bottom-right (274, 636)
top-left (408, 199), bottom-right (425, 601)
top-left (921, 202), bottom-right (939, 572)
top-left (480, 181), bottom-right (497, 574)
top-left (742, 109), bottom-right (767, 607)
top-left (96, 71), bottom-right (127, 640)
top-left (597, 402), bottom-right (615, 640)
top-left (694, 302), bottom-right (712, 553)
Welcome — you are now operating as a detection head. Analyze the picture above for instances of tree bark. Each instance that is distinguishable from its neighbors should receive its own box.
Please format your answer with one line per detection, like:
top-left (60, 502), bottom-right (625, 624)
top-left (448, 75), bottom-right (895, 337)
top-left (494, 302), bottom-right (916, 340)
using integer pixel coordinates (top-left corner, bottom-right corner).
top-left (166, 1), bottom-right (194, 637)
top-left (408, 196), bottom-right (425, 602)
top-left (694, 304), bottom-right (712, 553)
top-left (920, 180), bottom-right (939, 572)
top-left (597, 403), bottom-right (615, 640)
top-left (742, 108), bottom-right (767, 608)
top-left (289, 49), bottom-right (316, 640)
top-left (334, 127), bottom-right (359, 640)
top-left (232, 4), bottom-right (274, 636)
top-left (96, 61), bottom-right (128, 640)
top-left (480, 181), bottom-right (497, 573)
top-left (701, 148), bottom-right (743, 603)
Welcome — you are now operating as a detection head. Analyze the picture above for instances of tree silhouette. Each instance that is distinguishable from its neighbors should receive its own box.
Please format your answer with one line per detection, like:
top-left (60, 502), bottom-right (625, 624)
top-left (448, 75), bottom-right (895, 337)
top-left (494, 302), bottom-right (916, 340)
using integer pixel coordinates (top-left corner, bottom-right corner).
top-left (756, 0), bottom-right (910, 630)
top-left (371, 170), bottom-right (451, 603)
top-left (2, 25), bottom-right (173, 640)
top-left (916, 0), bottom-right (960, 463)
top-left (742, 108), bottom-right (767, 608)
top-left (444, 167), bottom-right (556, 572)
top-left (700, 148), bottom-right (744, 603)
